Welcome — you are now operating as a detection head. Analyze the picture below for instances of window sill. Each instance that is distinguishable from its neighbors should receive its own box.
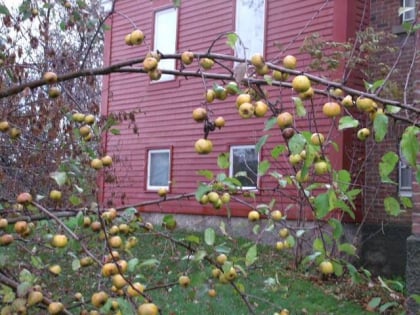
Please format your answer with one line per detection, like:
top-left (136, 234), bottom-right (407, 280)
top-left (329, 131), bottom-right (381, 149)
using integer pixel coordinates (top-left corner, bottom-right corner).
top-left (399, 190), bottom-right (412, 198)
top-left (392, 24), bottom-right (415, 35)
top-left (147, 77), bottom-right (180, 91)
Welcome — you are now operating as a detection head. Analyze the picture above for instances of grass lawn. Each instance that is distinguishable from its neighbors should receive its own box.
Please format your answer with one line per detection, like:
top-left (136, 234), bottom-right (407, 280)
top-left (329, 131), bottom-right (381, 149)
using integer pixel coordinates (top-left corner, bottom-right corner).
top-left (0, 218), bottom-right (406, 315)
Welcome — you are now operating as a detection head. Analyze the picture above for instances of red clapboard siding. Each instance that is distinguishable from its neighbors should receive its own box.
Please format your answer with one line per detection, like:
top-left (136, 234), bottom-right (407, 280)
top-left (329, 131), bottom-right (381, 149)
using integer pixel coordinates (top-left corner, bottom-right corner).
top-left (101, 0), bottom-right (368, 219)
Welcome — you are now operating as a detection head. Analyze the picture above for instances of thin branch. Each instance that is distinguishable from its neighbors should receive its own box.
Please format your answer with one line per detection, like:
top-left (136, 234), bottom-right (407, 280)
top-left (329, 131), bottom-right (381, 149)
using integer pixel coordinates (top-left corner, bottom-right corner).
top-left (0, 273), bottom-right (73, 315)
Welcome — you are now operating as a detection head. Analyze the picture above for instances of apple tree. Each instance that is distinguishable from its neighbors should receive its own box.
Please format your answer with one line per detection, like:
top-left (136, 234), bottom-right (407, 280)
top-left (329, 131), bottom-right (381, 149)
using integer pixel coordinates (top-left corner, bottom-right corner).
top-left (0, 1), bottom-right (419, 314)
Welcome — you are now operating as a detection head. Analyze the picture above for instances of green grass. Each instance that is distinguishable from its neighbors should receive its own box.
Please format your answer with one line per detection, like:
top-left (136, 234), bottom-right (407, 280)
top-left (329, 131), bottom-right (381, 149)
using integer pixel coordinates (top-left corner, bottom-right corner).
top-left (0, 220), bottom-right (405, 314)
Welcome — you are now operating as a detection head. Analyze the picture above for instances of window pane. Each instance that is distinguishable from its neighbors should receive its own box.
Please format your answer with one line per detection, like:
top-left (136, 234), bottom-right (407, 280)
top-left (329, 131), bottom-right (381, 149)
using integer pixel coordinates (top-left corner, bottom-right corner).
top-left (154, 8), bottom-right (177, 81)
top-left (399, 144), bottom-right (412, 195)
top-left (235, 0), bottom-right (265, 58)
top-left (399, 167), bottom-right (412, 189)
top-left (231, 146), bottom-right (258, 188)
top-left (403, 0), bottom-right (415, 22)
top-left (149, 151), bottom-right (170, 187)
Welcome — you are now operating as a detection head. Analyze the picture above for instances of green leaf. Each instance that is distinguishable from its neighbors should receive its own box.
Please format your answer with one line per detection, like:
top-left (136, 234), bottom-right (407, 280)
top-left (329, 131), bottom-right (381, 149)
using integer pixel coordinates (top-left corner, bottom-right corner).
top-left (197, 169), bottom-right (214, 180)
top-left (264, 117), bottom-right (277, 131)
top-left (72, 258), bottom-right (81, 271)
top-left (1, 285), bottom-right (15, 303)
top-left (401, 126), bottom-right (420, 168)
top-left (367, 297), bottom-right (381, 310)
top-left (328, 218), bottom-right (343, 240)
top-left (0, 5), bottom-right (10, 16)
top-left (379, 152), bottom-right (398, 183)
top-left (379, 302), bottom-right (398, 313)
top-left (245, 244), bottom-right (258, 267)
top-left (128, 258), bottom-right (139, 272)
top-left (373, 113), bottom-right (388, 142)
top-left (17, 282), bottom-right (31, 298)
top-left (110, 128), bottom-right (121, 135)
top-left (162, 215), bottom-right (176, 229)
top-left (226, 32), bottom-right (238, 49)
top-left (339, 243), bottom-right (357, 256)
top-left (401, 196), bottom-right (413, 208)
top-left (76, 211), bottom-right (84, 227)
top-left (288, 133), bottom-right (306, 155)
top-left (256, 135), bottom-right (269, 153)
top-left (195, 183), bottom-right (212, 201)
top-left (313, 238), bottom-right (325, 254)
top-left (264, 75), bottom-right (273, 86)
top-left (286, 235), bottom-right (295, 248)
top-left (69, 195), bottom-right (82, 206)
top-left (217, 153), bottom-right (230, 169)
top-left (194, 250), bottom-right (207, 262)
top-left (184, 235), bottom-right (201, 244)
top-left (314, 193), bottom-right (330, 219)
top-left (385, 104), bottom-right (401, 114)
top-left (204, 228), bottom-right (215, 246)
top-left (332, 261), bottom-right (344, 277)
top-left (338, 116), bottom-right (359, 130)
top-left (215, 244), bottom-right (231, 254)
top-left (335, 169), bottom-right (351, 192)
top-left (49, 171), bottom-right (67, 187)
top-left (258, 160), bottom-right (271, 176)
top-left (293, 97), bottom-right (306, 117)
top-left (384, 196), bottom-right (401, 216)
top-left (370, 79), bottom-right (385, 93)
top-left (172, 0), bottom-right (181, 7)
top-left (139, 259), bottom-right (160, 268)
top-left (30, 256), bottom-right (43, 269)
top-left (271, 145), bottom-right (286, 159)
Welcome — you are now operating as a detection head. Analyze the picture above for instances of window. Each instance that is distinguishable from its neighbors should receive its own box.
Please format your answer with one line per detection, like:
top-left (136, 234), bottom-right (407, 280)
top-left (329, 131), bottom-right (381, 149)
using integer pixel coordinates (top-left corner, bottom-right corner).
top-left (153, 7), bottom-right (178, 81)
top-left (235, 0), bottom-right (266, 59)
top-left (147, 149), bottom-right (171, 190)
top-left (402, 0), bottom-right (416, 22)
top-left (399, 145), bottom-right (412, 197)
top-left (229, 145), bottom-right (259, 189)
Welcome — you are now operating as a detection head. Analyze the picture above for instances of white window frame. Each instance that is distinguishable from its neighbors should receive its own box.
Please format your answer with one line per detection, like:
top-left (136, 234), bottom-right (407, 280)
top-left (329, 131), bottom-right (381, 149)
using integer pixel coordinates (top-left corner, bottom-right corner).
top-left (153, 7), bottom-right (178, 82)
top-left (229, 145), bottom-right (259, 190)
top-left (398, 145), bottom-right (412, 197)
top-left (402, 0), bottom-right (416, 22)
top-left (235, 0), bottom-right (266, 59)
top-left (147, 149), bottom-right (171, 190)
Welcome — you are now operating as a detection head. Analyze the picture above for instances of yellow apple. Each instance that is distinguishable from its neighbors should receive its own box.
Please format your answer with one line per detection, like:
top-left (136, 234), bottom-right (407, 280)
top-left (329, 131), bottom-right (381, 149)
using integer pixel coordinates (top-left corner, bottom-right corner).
top-left (238, 102), bottom-right (254, 119)
top-left (254, 100), bottom-right (269, 117)
top-left (181, 51), bottom-right (194, 65)
top-left (137, 303), bottom-right (159, 315)
top-left (101, 155), bottom-right (113, 166)
top-left (279, 228), bottom-right (289, 238)
top-left (194, 138), bottom-right (213, 154)
top-left (319, 260), bottom-right (334, 275)
top-left (277, 112), bottom-right (293, 129)
top-left (192, 107), bottom-right (208, 122)
top-left (292, 75), bottom-right (311, 93)
top-left (51, 234), bottom-right (68, 248)
top-left (283, 55), bottom-right (297, 69)
top-left (129, 29), bottom-right (144, 45)
top-left (248, 210), bottom-right (260, 221)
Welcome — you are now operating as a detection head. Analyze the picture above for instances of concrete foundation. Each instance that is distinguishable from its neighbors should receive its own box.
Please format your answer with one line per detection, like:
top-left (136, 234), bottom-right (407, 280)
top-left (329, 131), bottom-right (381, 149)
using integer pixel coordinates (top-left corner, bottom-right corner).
top-left (406, 235), bottom-right (420, 315)
top-left (359, 224), bottom-right (411, 277)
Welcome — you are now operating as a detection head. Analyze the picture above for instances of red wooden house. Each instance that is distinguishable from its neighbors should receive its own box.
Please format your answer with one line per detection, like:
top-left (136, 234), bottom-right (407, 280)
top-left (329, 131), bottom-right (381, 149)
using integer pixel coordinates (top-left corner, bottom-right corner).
top-left (99, 0), bottom-right (418, 240)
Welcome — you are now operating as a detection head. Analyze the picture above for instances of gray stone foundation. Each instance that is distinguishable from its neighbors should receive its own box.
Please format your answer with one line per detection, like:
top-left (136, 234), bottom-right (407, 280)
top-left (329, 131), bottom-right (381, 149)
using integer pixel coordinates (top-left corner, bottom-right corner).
top-left (359, 224), bottom-right (411, 277)
top-left (406, 235), bottom-right (420, 315)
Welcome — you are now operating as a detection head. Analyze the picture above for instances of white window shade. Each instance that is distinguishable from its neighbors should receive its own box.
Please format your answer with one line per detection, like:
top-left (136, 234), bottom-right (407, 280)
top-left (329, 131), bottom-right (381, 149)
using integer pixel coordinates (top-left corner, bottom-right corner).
top-left (154, 7), bottom-right (178, 81)
top-left (147, 149), bottom-right (171, 190)
top-left (235, 0), bottom-right (266, 59)
top-left (229, 145), bottom-right (259, 189)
